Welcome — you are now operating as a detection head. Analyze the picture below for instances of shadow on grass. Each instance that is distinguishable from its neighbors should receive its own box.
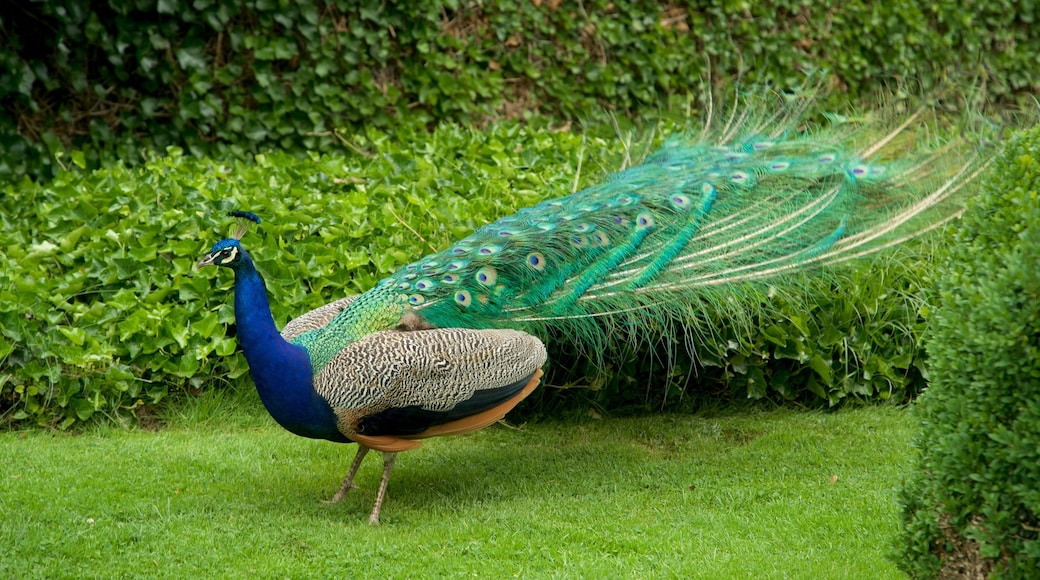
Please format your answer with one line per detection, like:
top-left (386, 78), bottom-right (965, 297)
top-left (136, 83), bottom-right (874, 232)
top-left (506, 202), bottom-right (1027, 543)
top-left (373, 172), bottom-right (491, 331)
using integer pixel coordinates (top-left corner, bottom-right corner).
top-left (234, 415), bottom-right (763, 523)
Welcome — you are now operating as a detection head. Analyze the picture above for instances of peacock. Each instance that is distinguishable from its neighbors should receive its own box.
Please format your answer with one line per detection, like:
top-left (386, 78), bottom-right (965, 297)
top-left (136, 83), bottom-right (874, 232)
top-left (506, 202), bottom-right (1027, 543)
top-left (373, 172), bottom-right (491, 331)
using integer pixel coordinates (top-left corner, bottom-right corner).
top-left (197, 89), bottom-right (996, 524)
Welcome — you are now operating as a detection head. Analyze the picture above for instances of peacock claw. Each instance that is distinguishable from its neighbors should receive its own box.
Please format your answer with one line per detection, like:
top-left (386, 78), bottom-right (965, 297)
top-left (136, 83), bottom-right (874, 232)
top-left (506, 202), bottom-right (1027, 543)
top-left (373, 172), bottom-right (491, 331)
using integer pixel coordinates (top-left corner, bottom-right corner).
top-left (365, 452), bottom-right (396, 526)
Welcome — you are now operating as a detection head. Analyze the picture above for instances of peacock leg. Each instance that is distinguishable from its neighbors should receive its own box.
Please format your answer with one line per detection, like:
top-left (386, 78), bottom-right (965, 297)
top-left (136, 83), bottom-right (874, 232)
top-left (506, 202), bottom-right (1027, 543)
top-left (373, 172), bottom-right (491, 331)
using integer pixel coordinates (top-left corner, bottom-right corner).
top-left (368, 452), bottom-right (397, 525)
top-left (324, 445), bottom-right (371, 504)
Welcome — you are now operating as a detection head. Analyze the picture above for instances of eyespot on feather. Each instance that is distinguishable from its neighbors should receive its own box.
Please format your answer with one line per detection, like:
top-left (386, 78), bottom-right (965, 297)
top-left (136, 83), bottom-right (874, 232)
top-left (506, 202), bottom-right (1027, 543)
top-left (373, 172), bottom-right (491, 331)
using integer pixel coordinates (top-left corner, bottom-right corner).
top-left (527, 252), bottom-right (546, 271)
top-left (849, 164), bottom-right (870, 177)
top-left (476, 267), bottom-right (497, 286)
top-left (455, 290), bottom-right (472, 307)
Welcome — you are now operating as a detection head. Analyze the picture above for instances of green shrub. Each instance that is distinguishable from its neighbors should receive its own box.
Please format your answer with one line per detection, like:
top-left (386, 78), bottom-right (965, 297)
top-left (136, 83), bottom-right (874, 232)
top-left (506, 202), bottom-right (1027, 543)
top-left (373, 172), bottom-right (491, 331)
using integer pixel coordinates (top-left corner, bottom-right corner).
top-left (0, 122), bottom-right (584, 427)
top-left (536, 249), bottom-right (936, 417)
top-left (899, 127), bottom-right (1040, 577)
top-left (0, 120), bottom-right (937, 427)
top-left (3, 0), bottom-right (1038, 181)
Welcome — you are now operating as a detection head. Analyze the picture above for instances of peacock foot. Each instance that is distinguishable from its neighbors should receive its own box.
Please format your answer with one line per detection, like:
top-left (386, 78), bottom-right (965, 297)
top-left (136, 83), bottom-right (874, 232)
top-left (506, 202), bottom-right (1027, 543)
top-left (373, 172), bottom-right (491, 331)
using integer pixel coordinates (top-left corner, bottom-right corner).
top-left (322, 445), bottom-right (370, 505)
top-left (367, 508), bottom-right (382, 526)
top-left (321, 481), bottom-right (359, 505)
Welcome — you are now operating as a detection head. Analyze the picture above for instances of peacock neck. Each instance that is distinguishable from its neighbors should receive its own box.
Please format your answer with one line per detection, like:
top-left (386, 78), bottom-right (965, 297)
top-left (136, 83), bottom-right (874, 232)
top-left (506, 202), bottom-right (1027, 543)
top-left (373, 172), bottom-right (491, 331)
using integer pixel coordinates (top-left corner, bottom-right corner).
top-left (232, 256), bottom-right (348, 442)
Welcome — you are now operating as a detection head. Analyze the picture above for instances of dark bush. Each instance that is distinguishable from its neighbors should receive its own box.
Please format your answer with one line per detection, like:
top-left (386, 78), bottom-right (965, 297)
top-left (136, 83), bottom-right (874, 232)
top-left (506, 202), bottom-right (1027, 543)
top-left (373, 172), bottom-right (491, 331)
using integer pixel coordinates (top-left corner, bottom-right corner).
top-left (899, 126), bottom-right (1040, 578)
top-left (3, 0), bottom-right (1038, 181)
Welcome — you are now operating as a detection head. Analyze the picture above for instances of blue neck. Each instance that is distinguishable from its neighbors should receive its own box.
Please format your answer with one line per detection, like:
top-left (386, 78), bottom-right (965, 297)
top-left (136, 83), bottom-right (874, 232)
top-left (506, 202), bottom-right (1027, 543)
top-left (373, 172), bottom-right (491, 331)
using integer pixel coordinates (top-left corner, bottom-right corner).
top-left (232, 255), bottom-right (348, 442)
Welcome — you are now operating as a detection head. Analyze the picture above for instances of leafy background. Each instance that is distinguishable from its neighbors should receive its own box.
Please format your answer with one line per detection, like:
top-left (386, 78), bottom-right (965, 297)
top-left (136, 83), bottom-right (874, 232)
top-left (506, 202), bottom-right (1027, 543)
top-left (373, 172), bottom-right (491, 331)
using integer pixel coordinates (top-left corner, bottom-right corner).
top-left (2, 0), bottom-right (1037, 180)
top-left (2, 119), bottom-right (937, 427)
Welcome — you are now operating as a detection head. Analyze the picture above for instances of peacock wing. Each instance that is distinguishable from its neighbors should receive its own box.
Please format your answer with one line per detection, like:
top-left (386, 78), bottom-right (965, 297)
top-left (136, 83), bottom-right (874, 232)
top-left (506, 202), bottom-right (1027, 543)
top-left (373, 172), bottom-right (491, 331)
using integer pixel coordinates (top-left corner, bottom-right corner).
top-left (310, 327), bottom-right (546, 450)
top-left (281, 296), bottom-right (359, 341)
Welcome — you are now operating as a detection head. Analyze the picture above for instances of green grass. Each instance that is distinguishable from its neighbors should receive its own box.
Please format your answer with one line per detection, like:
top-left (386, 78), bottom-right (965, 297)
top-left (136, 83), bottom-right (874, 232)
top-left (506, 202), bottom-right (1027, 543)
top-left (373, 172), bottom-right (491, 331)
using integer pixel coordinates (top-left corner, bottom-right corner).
top-left (0, 402), bottom-right (913, 578)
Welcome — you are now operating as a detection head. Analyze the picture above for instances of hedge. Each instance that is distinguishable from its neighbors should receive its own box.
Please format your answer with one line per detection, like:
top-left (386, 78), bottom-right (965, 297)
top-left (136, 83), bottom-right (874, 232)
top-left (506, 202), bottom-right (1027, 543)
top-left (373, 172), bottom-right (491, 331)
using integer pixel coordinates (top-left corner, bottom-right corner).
top-left (899, 127), bottom-right (1040, 577)
top-left (3, 0), bottom-right (1038, 181)
top-left (0, 119), bottom-right (939, 428)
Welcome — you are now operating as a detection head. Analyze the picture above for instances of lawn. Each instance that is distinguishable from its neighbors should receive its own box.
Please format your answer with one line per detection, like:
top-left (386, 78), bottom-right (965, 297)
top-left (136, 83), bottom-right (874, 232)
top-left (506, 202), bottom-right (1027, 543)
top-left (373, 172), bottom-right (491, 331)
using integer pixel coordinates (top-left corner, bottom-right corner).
top-left (0, 399), bottom-right (913, 579)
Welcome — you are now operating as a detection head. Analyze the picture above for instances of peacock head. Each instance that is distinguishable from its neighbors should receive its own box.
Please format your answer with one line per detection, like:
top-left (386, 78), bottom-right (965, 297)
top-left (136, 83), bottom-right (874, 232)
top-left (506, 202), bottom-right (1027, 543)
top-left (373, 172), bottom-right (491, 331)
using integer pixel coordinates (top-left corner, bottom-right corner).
top-left (196, 211), bottom-right (261, 270)
top-left (197, 238), bottom-right (246, 270)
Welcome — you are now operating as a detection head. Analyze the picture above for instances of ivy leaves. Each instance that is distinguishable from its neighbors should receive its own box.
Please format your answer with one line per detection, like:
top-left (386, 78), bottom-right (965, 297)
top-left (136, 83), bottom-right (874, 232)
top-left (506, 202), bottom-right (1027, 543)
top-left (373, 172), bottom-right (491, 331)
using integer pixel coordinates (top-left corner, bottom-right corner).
top-left (0, 120), bottom-right (939, 427)
top-left (0, 122), bottom-right (587, 427)
top-left (3, 1), bottom-right (1036, 182)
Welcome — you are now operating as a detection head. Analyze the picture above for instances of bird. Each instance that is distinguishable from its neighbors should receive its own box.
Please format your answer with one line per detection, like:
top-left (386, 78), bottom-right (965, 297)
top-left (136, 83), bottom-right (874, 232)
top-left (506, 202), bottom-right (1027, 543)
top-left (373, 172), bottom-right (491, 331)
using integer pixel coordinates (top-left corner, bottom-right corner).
top-left (197, 88), bottom-right (996, 524)
top-left (197, 218), bottom-right (547, 525)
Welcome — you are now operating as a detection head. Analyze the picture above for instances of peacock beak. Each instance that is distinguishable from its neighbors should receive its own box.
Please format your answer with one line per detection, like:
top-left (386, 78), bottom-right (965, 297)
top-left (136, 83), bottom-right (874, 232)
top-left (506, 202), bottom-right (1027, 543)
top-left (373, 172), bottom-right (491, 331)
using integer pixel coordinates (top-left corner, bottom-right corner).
top-left (196, 252), bottom-right (219, 269)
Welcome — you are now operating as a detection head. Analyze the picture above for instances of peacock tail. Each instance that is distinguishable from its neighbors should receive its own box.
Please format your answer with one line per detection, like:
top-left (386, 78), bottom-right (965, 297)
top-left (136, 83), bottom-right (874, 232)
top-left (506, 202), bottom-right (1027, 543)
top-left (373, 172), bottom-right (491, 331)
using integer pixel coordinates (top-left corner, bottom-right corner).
top-left (292, 89), bottom-right (995, 373)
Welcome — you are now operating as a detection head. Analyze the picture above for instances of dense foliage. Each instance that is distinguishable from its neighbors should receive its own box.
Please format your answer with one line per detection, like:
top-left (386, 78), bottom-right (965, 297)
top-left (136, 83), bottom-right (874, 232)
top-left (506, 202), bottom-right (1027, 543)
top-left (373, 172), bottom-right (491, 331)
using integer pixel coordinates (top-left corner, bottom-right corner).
top-left (0, 122), bottom-right (577, 426)
top-left (899, 127), bottom-right (1040, 578)
top-left (0, 121), bottom-right (936, 427)
top-left (3, 0), bottom-right (1037, 181)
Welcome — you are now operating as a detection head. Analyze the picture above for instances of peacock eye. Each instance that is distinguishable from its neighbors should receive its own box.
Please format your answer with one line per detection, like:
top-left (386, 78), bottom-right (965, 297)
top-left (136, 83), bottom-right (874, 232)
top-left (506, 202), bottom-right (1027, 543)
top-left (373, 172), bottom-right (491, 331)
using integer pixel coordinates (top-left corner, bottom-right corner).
top-left (217, 247), bottom-right (239, 264)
